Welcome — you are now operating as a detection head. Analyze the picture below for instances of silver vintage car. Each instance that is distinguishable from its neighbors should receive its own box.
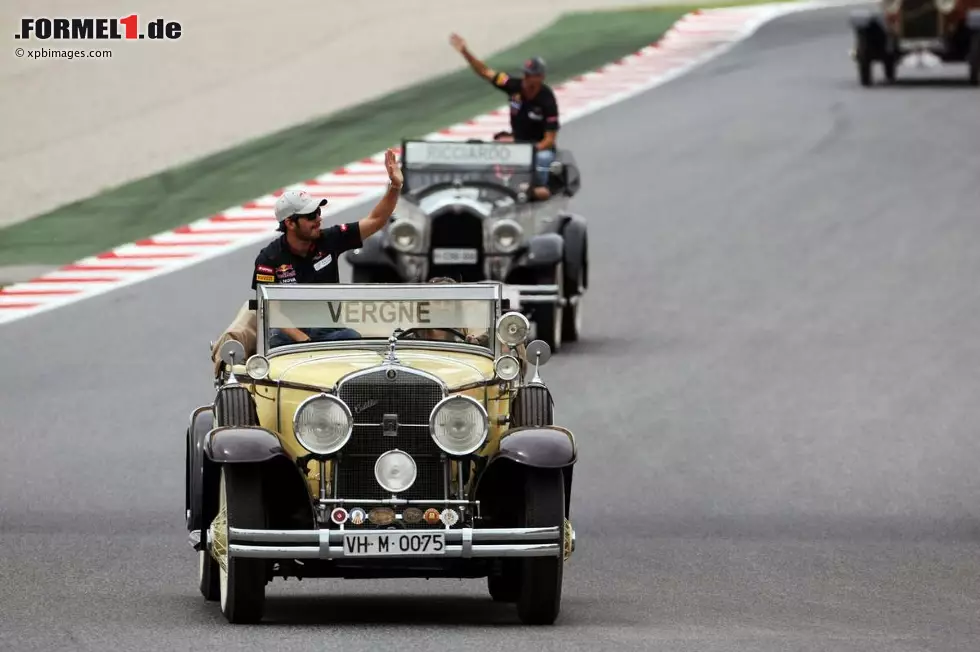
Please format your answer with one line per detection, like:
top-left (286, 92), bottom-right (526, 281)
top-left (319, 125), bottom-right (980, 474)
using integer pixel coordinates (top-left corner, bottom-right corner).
top-left (345, 139), bottom-right (588, 353)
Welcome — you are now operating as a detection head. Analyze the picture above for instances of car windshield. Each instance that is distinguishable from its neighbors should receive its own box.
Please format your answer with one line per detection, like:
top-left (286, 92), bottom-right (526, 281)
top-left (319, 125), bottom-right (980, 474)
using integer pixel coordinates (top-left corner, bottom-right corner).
top-left (257, 283), bottom-right (499, 353)
top-left (400, 140), bottom-right (536, 197)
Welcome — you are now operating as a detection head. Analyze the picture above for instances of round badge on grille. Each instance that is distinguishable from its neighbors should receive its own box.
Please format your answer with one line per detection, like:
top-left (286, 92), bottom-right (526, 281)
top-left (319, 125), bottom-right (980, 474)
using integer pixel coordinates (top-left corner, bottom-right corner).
top-left (386, 369), bottom-right (397, 380)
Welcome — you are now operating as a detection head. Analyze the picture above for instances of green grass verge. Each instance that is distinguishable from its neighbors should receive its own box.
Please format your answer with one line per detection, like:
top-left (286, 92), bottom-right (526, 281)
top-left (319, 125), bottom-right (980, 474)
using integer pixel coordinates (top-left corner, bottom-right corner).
top-left (0, 3), bottom-right (724, 267)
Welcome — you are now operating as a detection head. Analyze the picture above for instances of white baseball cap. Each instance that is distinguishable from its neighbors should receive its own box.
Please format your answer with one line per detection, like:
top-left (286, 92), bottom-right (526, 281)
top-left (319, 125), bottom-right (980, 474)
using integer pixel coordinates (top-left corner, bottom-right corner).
top-left (274, 189), bottom-right (327, 222)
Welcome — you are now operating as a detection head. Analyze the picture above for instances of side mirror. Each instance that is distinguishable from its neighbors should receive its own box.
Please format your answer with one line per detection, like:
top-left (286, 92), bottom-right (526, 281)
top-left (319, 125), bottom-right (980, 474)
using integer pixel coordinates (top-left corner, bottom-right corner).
top-left (219, 339), bottom-right (246, 367)
top-left (525, 339), bottom-right (551, 384)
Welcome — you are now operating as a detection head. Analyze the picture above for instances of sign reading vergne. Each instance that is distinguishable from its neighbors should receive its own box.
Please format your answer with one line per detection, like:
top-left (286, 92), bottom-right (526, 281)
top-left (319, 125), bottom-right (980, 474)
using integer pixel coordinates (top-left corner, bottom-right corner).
top-left (267, 299), bottom-right (492, 335)
top-left (404, 140), bottom-right (534, 168)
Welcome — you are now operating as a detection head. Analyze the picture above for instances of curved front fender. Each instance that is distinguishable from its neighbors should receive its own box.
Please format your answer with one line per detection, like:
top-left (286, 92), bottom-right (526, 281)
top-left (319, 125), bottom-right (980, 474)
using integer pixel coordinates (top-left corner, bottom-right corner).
top-left (344, 232), bottom-right (399, 270)
top-left (493, 425), bottom-right (577, 469)
top-left (515, 233), bottom-right (564, 270)
top-left (204, 426), bottom-right (287, 463)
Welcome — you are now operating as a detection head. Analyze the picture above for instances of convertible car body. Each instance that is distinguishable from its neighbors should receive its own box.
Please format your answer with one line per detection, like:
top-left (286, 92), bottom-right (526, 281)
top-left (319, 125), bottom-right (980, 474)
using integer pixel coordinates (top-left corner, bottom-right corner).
top-left (345, 139), bottom-right (588, 352)
top-left (849, 0), bottom-right (980, 85)
top-left (187, 282), bottom-right (577, 625)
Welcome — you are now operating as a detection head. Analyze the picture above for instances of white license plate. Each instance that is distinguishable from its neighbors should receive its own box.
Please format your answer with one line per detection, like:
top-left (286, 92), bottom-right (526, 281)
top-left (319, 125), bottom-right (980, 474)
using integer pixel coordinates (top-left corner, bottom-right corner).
top-left (342, 531), bottom-right (446, 557)
top-left (432, 248), bottom-right (478, 264)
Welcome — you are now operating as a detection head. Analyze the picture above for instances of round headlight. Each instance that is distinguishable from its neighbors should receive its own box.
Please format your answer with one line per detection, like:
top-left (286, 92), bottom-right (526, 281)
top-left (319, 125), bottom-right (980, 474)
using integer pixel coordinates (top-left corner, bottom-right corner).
top-left (245, 354), bottom-right (270, 379)
top-left (496, 311), bottom-right (530, 347)
top-left (374, 449), bottom-right (417, 494)
top-left (293, 394), bottom-right (352, 455)
top-left (936, 0), bottom-right (954, 12)
top-left (491, 219), bottom-right (523, 253)
top-left (390, 220), bottom-right (420, 252)
top-left (494, 355), bottom-right (521, 381)
top-left (429, 395), bottom-right (489, 456)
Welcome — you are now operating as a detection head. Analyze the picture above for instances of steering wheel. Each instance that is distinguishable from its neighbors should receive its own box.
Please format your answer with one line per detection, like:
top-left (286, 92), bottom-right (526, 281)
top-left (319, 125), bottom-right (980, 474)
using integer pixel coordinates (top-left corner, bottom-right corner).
top-left (396, 327), bottom-right (469, 342)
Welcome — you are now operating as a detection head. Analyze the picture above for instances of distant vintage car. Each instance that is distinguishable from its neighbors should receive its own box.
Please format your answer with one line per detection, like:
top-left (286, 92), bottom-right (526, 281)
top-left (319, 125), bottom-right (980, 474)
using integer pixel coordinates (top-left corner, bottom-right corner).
top-left (849, 0), bottom-right (980, 85)
top-left (345, 138), bottom-right (588, 352)
top-left (186, 281), bottom-right (577, 625)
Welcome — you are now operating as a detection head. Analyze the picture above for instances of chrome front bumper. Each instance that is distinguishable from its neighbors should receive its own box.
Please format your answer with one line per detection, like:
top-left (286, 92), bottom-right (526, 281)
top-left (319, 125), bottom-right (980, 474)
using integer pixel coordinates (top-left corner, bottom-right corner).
top-left (226, 525), bottom-right (570, 560)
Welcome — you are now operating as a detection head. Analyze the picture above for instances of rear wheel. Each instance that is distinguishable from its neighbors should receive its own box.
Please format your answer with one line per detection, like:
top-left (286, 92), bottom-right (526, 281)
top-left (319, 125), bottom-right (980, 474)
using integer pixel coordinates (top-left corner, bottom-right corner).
top-left (516, 469), bottom-right (566, 625)
top-left (215, 465), bottom-right (268, 623)
top-left (855, 32), bottom-right (872, 86)
top-left (968, 33), bottom-right (979, 86)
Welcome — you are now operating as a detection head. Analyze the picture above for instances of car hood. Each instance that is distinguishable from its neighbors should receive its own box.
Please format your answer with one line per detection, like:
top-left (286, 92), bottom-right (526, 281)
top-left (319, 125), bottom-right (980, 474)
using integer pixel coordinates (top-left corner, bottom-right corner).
top-left (267, 348), bottom-right (494, 390)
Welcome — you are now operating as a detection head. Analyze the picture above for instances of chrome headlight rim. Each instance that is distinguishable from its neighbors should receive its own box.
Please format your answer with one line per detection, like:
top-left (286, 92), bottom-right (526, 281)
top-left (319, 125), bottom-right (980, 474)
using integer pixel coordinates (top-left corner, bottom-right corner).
top-left (495, 311), bottom-right (530, 347)
top-left (292, 393), bottom-right (353, 456)
top-left (245, 354), bottom-right (270, 380)
top-left (389, 219), bottom-right (422, 253)
top-left (494, 354), bottom-right (521, 381)
top-left (490, 218), bottom-right (524, 254)
top-left (428, 394), bottom-right (489, 456)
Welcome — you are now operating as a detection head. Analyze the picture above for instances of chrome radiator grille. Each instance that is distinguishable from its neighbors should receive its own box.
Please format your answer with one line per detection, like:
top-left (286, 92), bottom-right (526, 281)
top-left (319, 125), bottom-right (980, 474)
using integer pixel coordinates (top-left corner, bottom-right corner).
top-left (335, 368), bottom-right (445, 500)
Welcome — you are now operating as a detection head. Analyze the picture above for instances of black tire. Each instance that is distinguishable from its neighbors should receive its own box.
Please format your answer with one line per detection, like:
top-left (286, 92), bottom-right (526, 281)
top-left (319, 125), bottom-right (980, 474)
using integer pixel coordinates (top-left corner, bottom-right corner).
top-left (487, 562), bottom-right (521, 602)
top-left (561, 255), bottom-right (584, 343)
top-left (516, 468), bottom-right (566, 625)
top-left (883, 55), bottom-right (896, 83)
top-left (855, 33), bottom-right (872, 87)
top-left (969, 33), bottom-right (979, 86)
top-left (532, 263), bottom-right (563, 353)
top-left (218, 464), bottom-right (268, 623)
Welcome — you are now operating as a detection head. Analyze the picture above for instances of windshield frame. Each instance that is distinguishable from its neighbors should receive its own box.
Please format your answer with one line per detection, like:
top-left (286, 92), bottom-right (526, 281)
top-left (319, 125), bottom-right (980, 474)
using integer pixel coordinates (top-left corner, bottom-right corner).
top-left (255, 282), bottom-right (505, 358)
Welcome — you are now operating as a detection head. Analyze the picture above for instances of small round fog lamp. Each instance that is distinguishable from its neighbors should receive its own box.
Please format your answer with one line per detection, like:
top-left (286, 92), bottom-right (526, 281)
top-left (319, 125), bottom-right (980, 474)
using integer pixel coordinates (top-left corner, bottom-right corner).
top-left (374, 449), bottom-right (417, 494)
top-left (494, 355), bottom-right (521, 381)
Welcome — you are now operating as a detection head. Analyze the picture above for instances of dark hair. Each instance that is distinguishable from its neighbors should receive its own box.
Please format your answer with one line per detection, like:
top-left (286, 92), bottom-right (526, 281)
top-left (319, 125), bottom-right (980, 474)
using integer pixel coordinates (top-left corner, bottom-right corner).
top-left (428, 276), bottom-right (457, 284)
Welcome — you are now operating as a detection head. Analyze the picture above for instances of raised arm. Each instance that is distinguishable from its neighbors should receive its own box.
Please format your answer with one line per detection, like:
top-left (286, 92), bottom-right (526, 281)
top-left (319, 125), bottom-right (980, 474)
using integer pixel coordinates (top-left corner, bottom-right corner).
top-left (356, 148), bottom-right (404, 241)
top-left (450, 33), bottom-right (495, 81)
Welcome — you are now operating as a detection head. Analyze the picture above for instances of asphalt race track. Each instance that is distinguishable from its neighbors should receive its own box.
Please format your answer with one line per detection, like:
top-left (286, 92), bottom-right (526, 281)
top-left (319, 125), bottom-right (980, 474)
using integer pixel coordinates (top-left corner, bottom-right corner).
top-left (2, 5), bottom-right (979, 651)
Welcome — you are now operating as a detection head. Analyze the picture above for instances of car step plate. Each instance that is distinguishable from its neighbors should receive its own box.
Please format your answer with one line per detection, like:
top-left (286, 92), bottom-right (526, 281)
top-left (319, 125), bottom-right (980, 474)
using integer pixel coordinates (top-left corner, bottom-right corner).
top-left (432, 248), bottom-right (478, 265)
top-left (342, 531), bottom-right (446, 556)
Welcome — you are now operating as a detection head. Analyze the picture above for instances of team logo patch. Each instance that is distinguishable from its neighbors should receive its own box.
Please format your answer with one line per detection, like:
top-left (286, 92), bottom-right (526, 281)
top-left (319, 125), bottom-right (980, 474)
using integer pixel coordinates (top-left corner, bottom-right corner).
top-left (256, 265), bottom-right (274, 274)
top-left (275, 264), bottom-right (296, 280)
top-left (255, 273), bottom-right (274, 283)
top-left (340, 223), bottom-right (348, 232)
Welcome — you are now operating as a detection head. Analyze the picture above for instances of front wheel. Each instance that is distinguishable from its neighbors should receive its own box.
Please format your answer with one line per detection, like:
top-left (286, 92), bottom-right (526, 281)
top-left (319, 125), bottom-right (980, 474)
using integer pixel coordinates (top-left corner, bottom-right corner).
top-left (516, 468), bottom-right (566, 625)
top-left (214, 465), bottom-right (268, 623)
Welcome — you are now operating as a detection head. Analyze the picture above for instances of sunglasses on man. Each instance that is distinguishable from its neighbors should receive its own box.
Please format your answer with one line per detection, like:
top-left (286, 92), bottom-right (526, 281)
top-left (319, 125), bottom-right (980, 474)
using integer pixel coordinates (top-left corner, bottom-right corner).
top-left (291, 207), bottom-right (321, 221)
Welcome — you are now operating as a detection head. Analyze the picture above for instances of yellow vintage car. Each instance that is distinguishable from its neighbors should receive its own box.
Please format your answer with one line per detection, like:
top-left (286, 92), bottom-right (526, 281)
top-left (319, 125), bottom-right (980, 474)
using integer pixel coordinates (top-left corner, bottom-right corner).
top-left (185, 281), bottom-right (577, 625)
